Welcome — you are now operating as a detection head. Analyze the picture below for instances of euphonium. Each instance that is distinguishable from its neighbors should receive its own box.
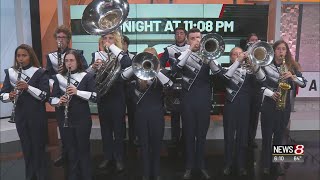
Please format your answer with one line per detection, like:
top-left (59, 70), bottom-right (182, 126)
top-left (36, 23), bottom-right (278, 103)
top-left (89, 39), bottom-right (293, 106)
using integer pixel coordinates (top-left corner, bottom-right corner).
top-left (199, 33), bottom-right (225, 63)
top-left (64, 67), bottom-right (71, 127)
top-left (276, 56), bottom-right (291, 110)
top-left (9, 63), bottom-right (23, 123)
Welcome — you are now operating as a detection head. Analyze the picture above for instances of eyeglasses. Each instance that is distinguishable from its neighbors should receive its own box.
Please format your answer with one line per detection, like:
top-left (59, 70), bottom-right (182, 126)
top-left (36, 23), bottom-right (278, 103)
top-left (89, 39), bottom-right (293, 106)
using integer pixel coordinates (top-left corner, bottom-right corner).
top-left (56, 36), bottom-right (67, 39)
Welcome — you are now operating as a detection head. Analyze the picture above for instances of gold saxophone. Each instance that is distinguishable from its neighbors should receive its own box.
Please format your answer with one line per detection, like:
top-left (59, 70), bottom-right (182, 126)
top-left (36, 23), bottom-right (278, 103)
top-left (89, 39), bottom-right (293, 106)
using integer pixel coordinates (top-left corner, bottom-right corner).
top-left (276, 56), bottom-right (291, 110)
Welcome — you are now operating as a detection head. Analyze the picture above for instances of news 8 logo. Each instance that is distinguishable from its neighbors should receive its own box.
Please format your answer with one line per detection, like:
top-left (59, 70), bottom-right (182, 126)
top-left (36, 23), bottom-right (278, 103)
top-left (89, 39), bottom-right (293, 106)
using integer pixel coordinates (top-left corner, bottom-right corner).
top-left (272, 145), bottom-right (304, 163)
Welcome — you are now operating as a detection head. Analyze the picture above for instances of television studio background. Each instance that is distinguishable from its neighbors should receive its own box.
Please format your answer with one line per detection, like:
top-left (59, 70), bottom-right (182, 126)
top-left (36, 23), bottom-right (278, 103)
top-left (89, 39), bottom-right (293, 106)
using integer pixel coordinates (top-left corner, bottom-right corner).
top-left (0, 0), bottom-right (319, 180)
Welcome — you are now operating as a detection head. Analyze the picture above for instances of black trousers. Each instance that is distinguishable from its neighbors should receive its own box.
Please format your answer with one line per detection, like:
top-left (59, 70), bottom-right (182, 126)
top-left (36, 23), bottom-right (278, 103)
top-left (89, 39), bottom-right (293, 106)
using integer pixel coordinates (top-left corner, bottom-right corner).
top-left (63, 121), bottom-right (92, 180)
top-left (98, 97), bottom-right (126, 161)
top-left (261, 98), bottom-right (291, 168)
top-left (16, 117), bottom-right (47, 180)
top-left (135, 109), bottom-right (164, 176)
top-left (170, 111), bottom-right (182, 140)
top-left (223, 94), bottom-right (250, 169)
top-left (248, 94), bottom-right (262, 144)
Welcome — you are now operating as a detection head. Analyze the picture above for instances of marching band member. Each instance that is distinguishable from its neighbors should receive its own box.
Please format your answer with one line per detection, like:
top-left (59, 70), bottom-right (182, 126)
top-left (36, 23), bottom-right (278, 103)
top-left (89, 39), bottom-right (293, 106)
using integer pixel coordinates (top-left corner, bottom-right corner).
top-left (121, 47), bottom-right (173, 180)
top-left (122, 35), bottom-right (137, 145)
top-left (171, 28), bottom-right (222, 180)
top-left (245, 33), bottom-right (262, 149)
top-left (220, 47), bottom-right (266, 176)
top-left (260, 40), bottom-right (306, 175)
top-left (88, 31), bottom-right (131, 172)
top-left (160, 27), bottom-right (189, 146)
top-left (0, 44), bottom-right (49, 180)
top-left (49, 49), bottom-right (96, 180)
top-left (46, 25), bottom-right (88, 77)
top-left (46, 25), bottom-right (88, 166)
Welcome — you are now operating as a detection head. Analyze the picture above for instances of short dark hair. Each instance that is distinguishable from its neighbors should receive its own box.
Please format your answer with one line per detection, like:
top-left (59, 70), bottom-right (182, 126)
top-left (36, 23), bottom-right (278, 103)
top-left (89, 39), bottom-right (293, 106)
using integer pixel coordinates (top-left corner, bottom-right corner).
top-left (174, 27), bottom-right (187, 34)
top-left (122, 35), bottom-right (130, 45)
top-left (187, 28), bottom-right (201, 38)
top-left (246, 33), bottom-right (259, 41)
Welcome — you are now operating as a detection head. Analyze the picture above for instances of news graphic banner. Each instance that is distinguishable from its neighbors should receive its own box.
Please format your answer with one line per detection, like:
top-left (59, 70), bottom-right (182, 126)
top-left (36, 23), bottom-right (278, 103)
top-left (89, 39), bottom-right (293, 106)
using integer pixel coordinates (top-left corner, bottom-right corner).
top-left (70, 4), bottom-right (268, 64)
top-left (297, 72), bottom-right (320, 98)
top-left (272, 145), bottom-right (305, 163)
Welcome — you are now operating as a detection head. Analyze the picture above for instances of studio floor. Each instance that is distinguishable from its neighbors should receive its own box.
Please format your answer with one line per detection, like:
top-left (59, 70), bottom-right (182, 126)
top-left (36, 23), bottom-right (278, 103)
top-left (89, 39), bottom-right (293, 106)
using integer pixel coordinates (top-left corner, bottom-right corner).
top-left (0, 131), bottom-right (319, 180)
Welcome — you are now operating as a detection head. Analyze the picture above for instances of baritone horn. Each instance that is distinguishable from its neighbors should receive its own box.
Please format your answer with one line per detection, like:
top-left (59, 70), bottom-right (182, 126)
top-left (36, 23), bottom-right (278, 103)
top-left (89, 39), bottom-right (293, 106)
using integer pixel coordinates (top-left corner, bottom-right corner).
top-left (132, 52), bottom-right (159, 80)
top-left (200, 33), bottom-right (225, 63)
top-left (246, 41), bottom-right (274, 68)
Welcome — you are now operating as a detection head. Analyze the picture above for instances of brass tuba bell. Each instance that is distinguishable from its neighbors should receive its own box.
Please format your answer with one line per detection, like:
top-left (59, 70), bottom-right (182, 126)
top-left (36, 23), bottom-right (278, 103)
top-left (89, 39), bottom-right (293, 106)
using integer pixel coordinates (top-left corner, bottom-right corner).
top-left (81, 0), bottom-right (129, 35)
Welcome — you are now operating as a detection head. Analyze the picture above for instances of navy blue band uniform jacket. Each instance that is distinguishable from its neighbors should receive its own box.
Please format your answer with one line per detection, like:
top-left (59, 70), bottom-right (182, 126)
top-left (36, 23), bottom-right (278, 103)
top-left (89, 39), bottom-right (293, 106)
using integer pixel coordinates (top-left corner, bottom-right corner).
top-left (0, 65), bottom-right (49, 123)
top-left (261, 63), bottom-right (306, 112)
top-left (49, 71), bottom-right (97, 126)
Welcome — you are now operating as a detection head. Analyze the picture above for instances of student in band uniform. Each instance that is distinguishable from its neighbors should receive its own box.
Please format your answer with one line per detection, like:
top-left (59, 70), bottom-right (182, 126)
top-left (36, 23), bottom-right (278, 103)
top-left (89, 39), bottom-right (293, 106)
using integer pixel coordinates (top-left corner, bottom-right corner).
top-left (49, 49), bottom-right (96, 180)
top-left (260, 40), bottom-right (306, 176)
top-left (220, 47), bottom-right (266, 176)
top-left (87, 31), bottom-right (132, 172)
top-left (244, 33), bottom-right (262, 149)
top-left (121, 47), bottom-right (173, 180)
top-left (171, 28), bottom-right (222, 180)
top-left (0, 44), bottom-right (49, 180)
top-left (160, 27), bottom-right (189, 146)
top-left (46, 25), bottom-right (88, 167)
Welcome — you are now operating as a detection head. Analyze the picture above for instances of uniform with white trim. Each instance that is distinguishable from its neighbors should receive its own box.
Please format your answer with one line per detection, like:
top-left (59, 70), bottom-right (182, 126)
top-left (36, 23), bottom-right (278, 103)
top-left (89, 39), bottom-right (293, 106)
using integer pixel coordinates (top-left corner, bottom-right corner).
top-left (0, 64), bottom-right (49, 180)
top-left (49, 71), bottom-right (96, 180)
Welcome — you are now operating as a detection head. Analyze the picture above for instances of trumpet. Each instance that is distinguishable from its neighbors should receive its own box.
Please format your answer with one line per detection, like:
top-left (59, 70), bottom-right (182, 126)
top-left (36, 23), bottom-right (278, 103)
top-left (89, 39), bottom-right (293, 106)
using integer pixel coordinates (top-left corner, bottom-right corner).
top-left (276, 56), bottom-right (291, 110)
top-left (9, 63), bottom-right (23, 123)
top-left (63, 67), bottom-right (71, 127)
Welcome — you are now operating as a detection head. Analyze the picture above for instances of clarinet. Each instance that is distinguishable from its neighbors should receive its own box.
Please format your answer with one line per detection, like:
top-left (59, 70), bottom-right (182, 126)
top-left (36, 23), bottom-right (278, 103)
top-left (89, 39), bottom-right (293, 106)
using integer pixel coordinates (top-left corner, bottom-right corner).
top-left (9, 63), bottom-right (23, 123)
top-left (63, 67), bottom-right (71, 127)
top-left (57, 41), bottom-right (62, 67)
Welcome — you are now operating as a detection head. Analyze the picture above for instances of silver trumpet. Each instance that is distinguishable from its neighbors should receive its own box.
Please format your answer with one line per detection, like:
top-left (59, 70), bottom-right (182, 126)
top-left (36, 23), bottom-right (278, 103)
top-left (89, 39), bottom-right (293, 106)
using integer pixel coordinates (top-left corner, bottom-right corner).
top-left (9, 63), bottom-right (23, 123)
top-left (63, 67), bottom-right (71, 127)
top-left (132, 52), bottom-right (159, 80)
top-left (200, 33), bottom-right (225, 63)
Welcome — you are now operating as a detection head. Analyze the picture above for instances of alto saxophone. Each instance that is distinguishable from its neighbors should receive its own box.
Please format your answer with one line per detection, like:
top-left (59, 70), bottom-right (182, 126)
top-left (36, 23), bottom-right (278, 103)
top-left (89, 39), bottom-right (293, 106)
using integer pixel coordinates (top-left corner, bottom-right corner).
top-left (276, 56), bottom-right (291, 110)
top-left (63, 67), bottom-right (71, 127)
top-left (9, 63), bottom-right (23, 123)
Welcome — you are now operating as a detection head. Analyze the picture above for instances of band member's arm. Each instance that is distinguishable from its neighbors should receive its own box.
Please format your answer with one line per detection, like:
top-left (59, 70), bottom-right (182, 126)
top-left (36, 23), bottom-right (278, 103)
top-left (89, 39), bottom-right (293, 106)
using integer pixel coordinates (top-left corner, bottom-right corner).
top-left (26, 70), bottom-right (50, 102)
top-left (0, 69), bottom-right (13, 103)
top-left (46, 54), bottom-right (57, 76)
top-left (121, 66), bottom-right (134, 80)
top-left (86, 52), bottom-right (96, 74)
top-left (292, 70), bottom-right (307, 88)
top-left (171, 49), bottom-right (192, 76)
top-left (49, 76), bottom-right (62, 106)
top-left (109, 44), bottom-right (132, 69)
top-left (224, 60), bottom-right (240, 79)
top-left (252, 65), bottom-right (266, 81)
top-left (156, 69), bottom-right (173, 88)
top-left (76, 73), bottom-right (97, 103)
top-left (77, 50), bottom-right (89, 69)
top-left (159, 48), bottom-right (169, 68)
top-left (209, 60), bottom-right (222, 75)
